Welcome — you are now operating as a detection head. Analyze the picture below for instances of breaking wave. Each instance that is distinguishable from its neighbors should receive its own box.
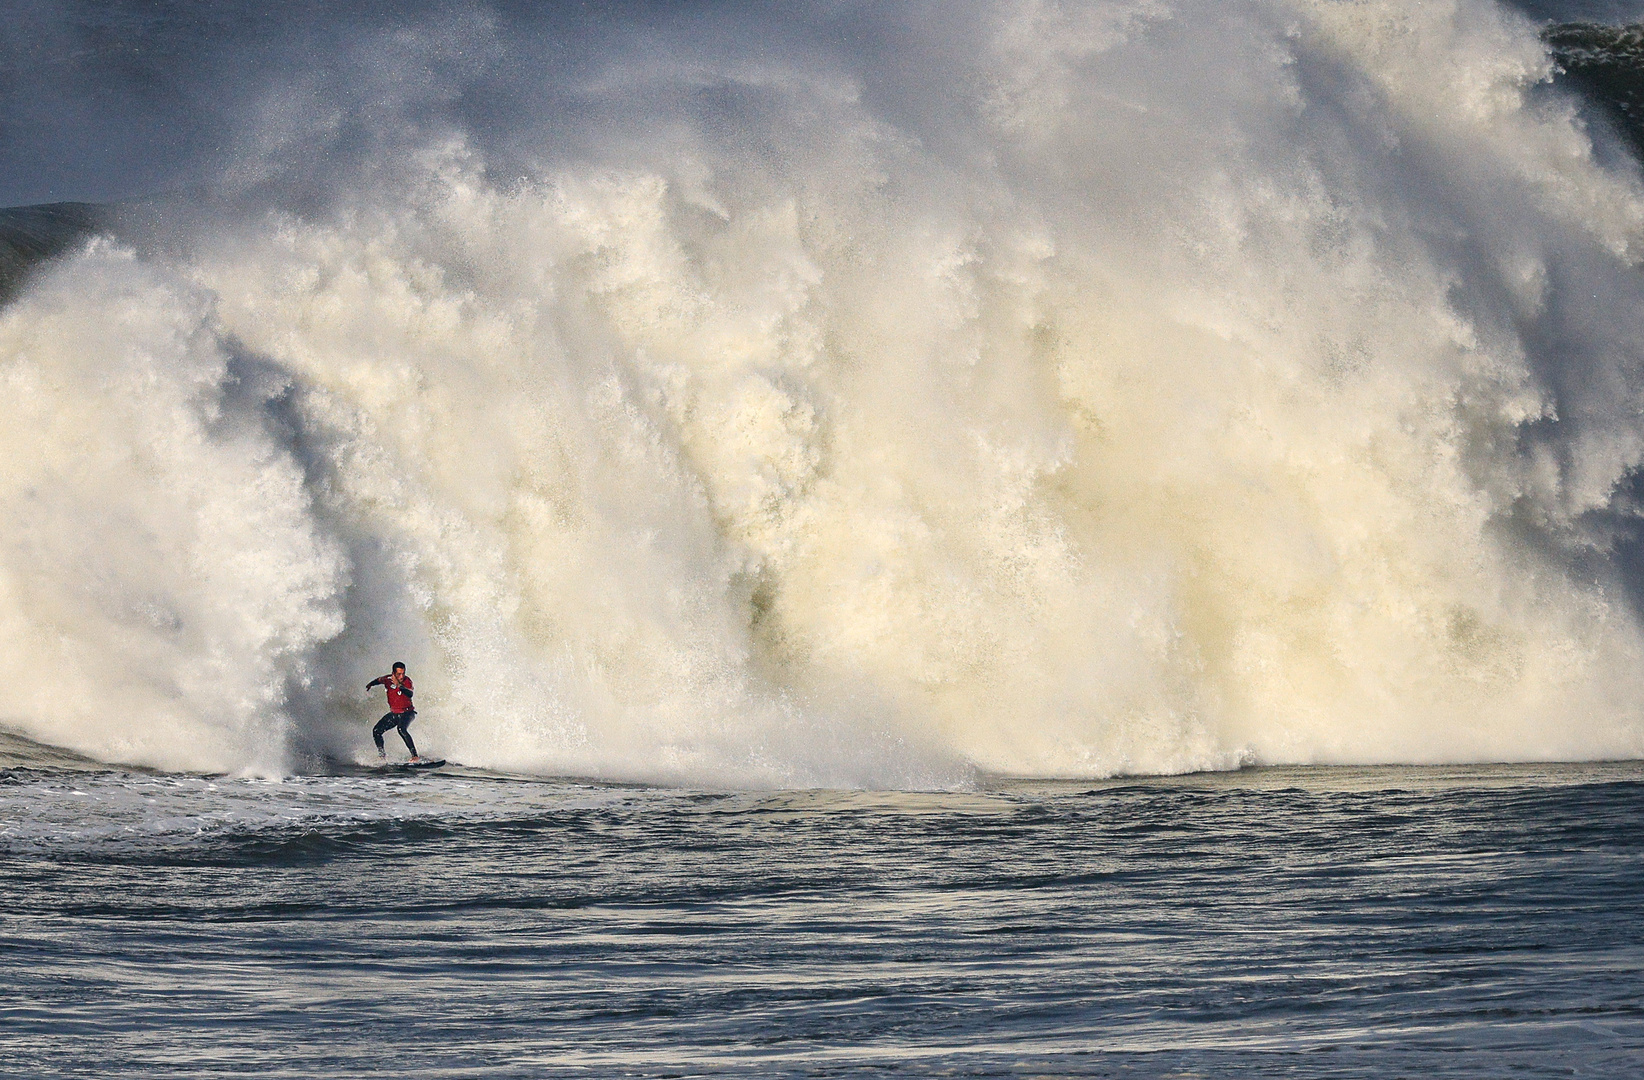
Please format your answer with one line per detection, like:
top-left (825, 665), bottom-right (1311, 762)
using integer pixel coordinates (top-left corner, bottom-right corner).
top-left (4, 0), bottom-right (1644, 783)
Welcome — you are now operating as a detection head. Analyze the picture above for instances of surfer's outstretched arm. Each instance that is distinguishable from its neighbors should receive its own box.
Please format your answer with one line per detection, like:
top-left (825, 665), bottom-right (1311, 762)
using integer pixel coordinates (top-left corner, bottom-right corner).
top-left (365, 674), bottom-right (413, 696)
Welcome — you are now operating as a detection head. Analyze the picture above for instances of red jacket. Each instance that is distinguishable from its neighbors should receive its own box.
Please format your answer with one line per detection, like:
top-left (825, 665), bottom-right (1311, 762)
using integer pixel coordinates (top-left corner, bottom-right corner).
top-left (371, 674), bottom-right (414, 713)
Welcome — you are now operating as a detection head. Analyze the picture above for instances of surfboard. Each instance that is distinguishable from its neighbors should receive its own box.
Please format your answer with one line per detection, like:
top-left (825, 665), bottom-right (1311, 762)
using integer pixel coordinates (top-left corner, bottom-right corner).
top-left (378, 758), bottom-right (446, 771)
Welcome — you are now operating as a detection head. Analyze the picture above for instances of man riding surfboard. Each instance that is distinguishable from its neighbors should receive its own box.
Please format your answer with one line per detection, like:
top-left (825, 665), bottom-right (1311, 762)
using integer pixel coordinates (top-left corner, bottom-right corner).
top-left (366, 662), bottom-right (420, 763)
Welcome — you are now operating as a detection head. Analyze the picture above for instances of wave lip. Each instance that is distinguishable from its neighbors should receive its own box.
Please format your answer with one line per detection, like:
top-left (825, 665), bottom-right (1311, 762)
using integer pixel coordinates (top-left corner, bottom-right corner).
top-left (0, 727), bottom-right (107, 773)
top-left (0, 202), bottom-right (103, 304)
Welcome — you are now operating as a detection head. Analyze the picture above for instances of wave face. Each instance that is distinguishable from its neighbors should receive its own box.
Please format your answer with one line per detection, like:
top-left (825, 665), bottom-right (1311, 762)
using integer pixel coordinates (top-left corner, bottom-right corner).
top-left (4, 0), bottom-right (1644, 782)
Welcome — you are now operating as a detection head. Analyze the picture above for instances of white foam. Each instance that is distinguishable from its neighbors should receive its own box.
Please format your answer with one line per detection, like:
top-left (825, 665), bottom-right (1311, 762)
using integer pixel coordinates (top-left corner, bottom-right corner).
top-left (3, 0), bottom-right (1644, 782)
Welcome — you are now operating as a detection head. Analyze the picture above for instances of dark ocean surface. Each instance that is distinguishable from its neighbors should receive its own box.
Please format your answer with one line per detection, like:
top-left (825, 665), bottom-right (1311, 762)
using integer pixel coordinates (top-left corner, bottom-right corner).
top-left (4, 759), bottom-right (1641, 1077)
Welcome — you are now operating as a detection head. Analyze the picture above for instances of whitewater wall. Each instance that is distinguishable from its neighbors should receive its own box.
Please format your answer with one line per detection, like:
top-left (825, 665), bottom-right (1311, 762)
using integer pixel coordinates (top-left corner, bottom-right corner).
top-left (3, 0), bottom-right (1644, 782)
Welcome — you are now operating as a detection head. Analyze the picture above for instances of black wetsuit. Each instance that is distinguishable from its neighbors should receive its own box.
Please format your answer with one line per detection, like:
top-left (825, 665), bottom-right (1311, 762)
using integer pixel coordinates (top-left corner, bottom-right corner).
top-left (372, 710), bottom-right (417, 756)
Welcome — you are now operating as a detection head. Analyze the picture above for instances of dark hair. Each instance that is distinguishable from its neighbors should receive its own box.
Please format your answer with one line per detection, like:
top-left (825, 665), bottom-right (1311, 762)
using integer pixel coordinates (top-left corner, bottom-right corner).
top-left (392, 661), bottom-right (406, 671)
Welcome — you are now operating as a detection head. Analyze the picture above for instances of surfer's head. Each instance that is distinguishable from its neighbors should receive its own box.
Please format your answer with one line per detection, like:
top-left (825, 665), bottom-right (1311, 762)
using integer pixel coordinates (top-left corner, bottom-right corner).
top-left (392, 662), bottom-right (406, 672)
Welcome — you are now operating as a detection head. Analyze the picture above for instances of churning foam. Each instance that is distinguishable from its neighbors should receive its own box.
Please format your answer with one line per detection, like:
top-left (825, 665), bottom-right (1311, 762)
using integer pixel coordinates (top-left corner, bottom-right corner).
top-left (4, 0), bottom-right (1644, 783)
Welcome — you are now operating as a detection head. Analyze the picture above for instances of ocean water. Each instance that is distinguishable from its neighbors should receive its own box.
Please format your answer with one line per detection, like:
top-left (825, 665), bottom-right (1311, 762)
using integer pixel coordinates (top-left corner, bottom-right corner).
top-left (5, 752), bottom-right (1642, 1077)
top-left (8, 0), bottom-right (1644, 1074)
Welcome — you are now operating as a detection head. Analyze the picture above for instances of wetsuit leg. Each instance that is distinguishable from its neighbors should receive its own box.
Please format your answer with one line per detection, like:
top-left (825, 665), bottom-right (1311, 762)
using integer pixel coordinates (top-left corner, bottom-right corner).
top-left (395, 710), bottom-right (417, 756)
top-left (373, 712), bottom-right (399, 751)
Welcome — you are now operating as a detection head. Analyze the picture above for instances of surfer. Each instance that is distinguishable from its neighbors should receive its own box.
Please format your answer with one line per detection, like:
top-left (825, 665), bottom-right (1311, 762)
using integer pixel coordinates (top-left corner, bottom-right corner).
top-left (365, 662), bottom-right (420, 763)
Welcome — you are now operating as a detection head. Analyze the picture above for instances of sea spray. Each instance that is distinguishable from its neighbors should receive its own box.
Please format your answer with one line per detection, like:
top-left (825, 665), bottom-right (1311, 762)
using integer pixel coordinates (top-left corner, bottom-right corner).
top-left (3, 0), bottom-right (1644, 780)
top-left (0, 242), bottom-right (345, 773)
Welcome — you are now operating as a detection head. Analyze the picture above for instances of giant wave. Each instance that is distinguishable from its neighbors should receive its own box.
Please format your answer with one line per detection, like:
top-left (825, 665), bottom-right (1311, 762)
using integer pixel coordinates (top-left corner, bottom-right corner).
top-left (3, 0), bottom-right (1644, 783)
